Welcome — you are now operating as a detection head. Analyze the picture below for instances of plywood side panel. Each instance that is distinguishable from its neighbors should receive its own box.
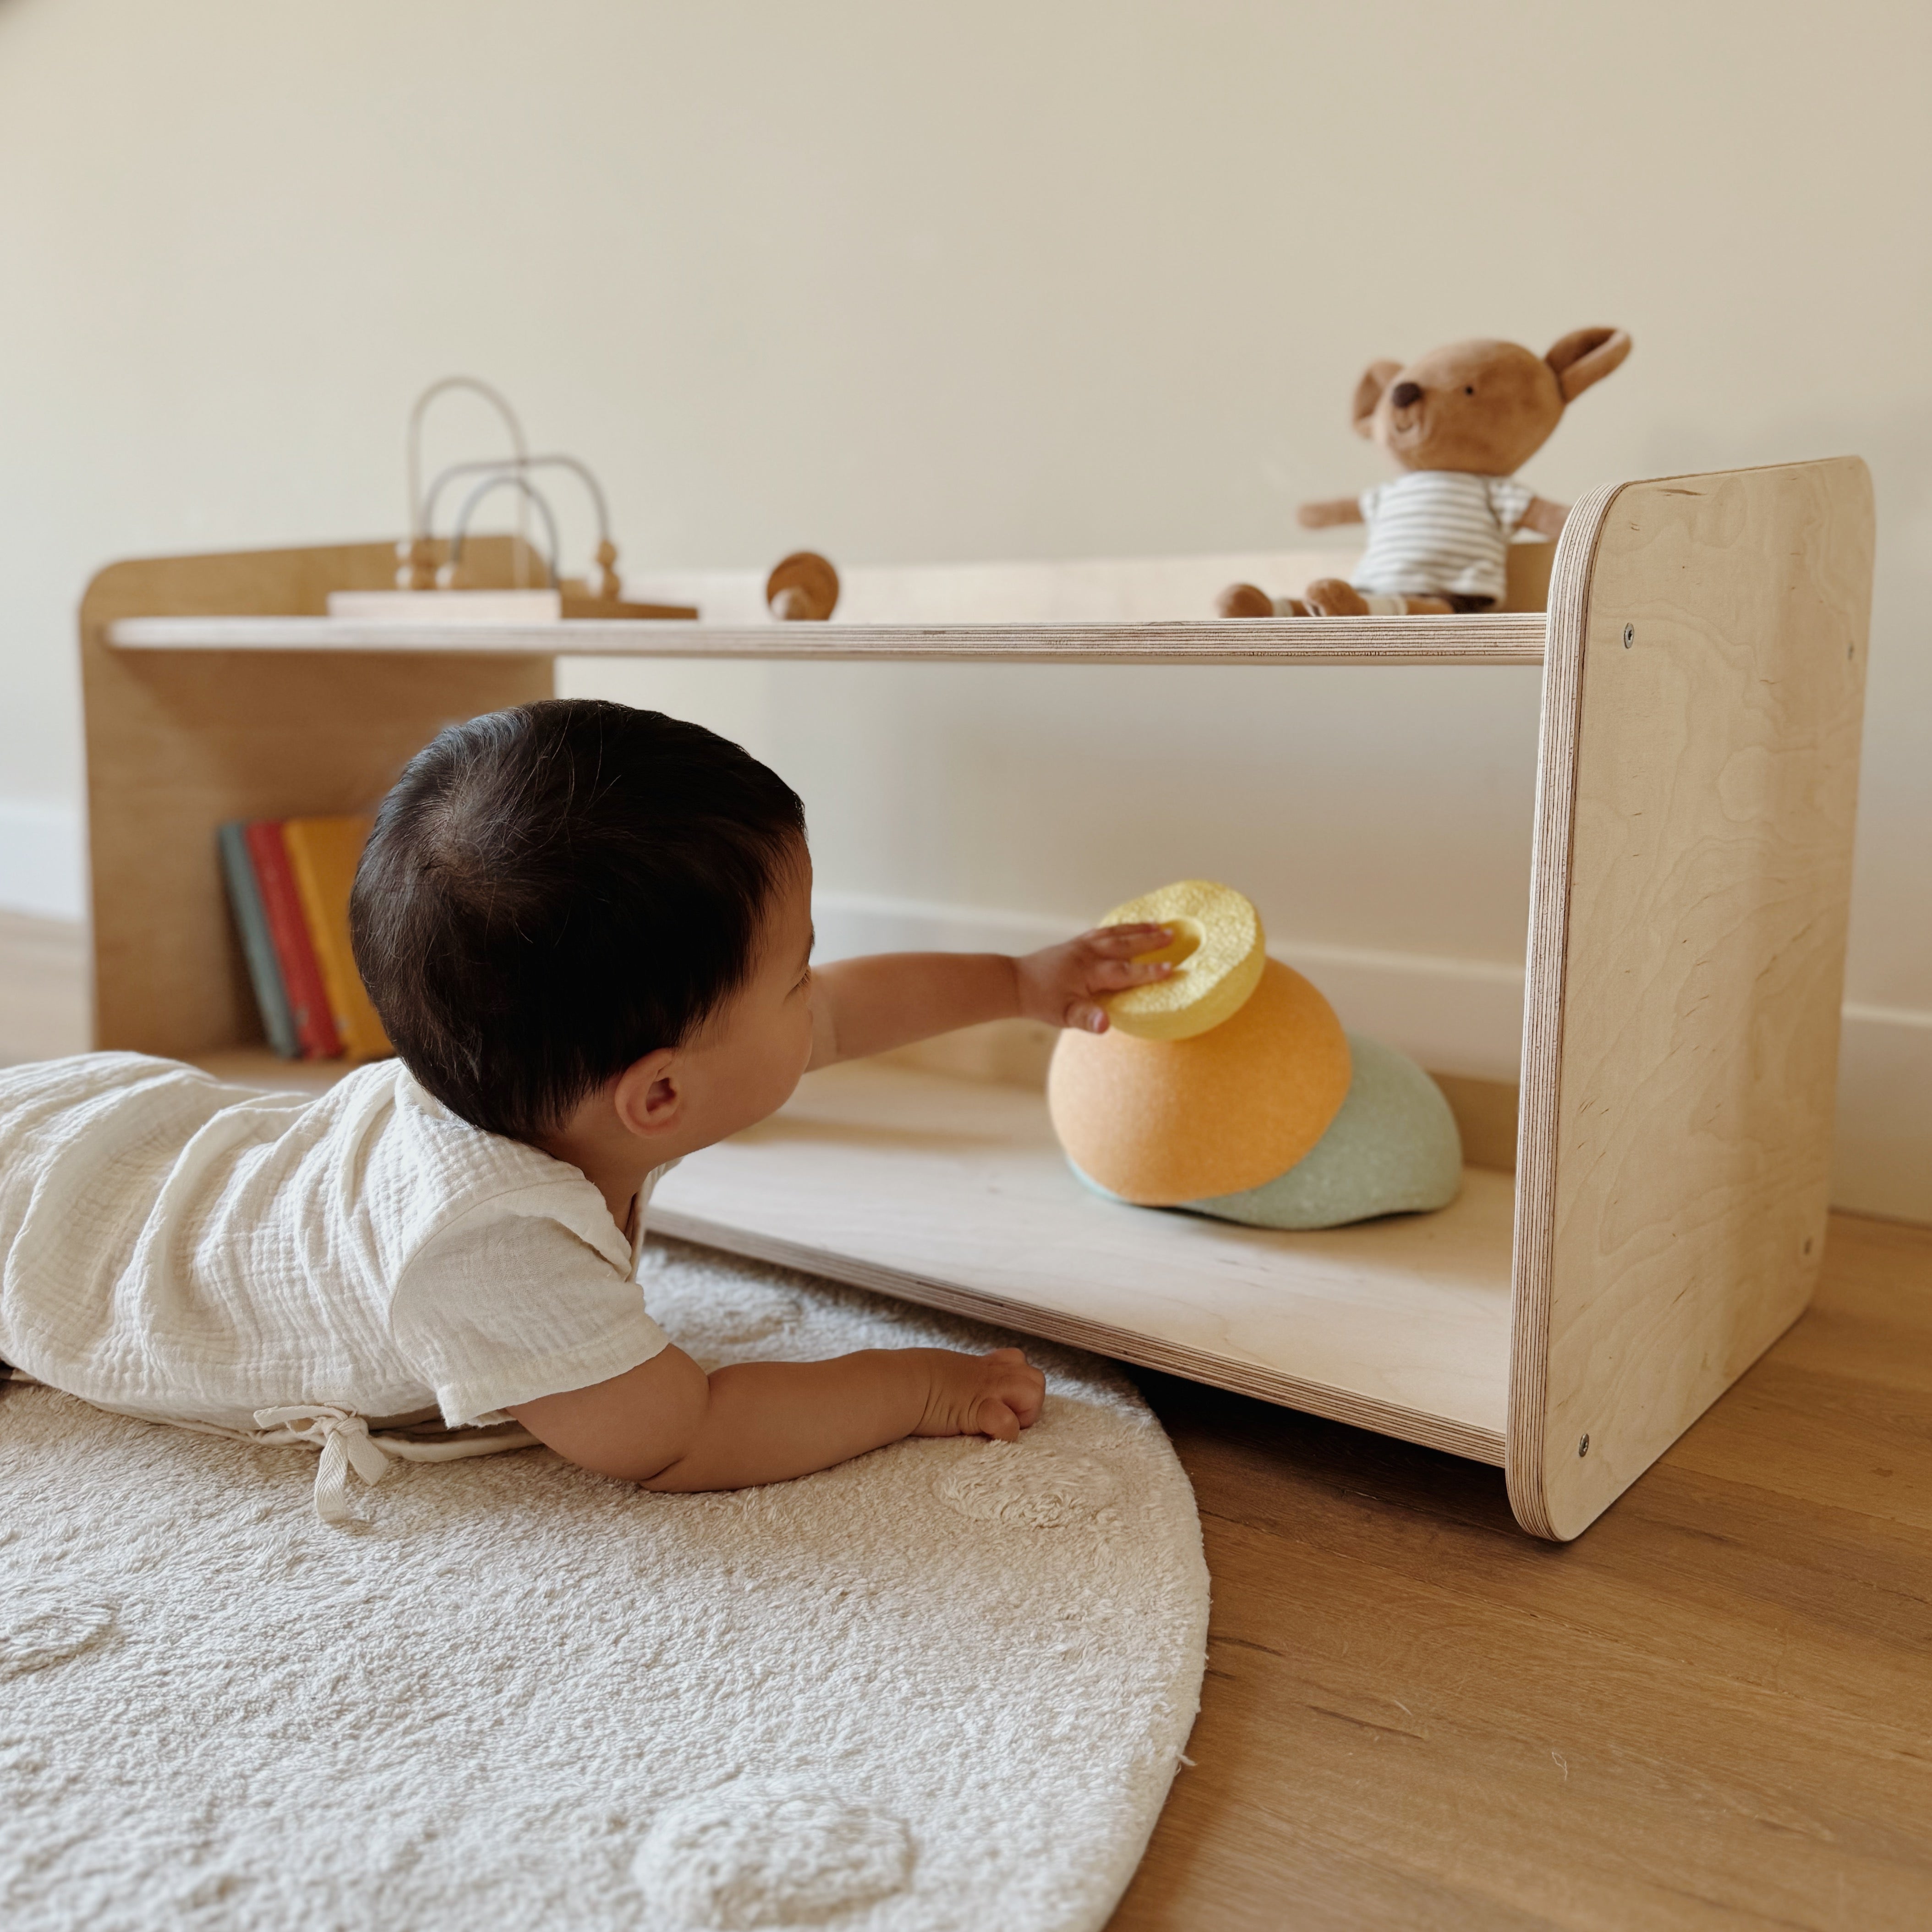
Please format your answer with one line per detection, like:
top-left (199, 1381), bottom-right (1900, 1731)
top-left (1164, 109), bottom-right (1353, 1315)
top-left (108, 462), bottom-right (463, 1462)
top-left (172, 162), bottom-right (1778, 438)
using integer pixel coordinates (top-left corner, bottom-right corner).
top-left (80, 538), bottom-right (553, 1058)
top-left (1509, 459), bottom-right (1874, 1541)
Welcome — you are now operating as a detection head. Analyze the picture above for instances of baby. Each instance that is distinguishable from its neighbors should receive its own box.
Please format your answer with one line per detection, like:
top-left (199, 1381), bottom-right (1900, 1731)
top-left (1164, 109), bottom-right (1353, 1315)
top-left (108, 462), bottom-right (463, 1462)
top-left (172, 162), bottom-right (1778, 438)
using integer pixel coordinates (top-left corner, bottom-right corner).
top-left (0, 700), bottom-right (1171, 1519)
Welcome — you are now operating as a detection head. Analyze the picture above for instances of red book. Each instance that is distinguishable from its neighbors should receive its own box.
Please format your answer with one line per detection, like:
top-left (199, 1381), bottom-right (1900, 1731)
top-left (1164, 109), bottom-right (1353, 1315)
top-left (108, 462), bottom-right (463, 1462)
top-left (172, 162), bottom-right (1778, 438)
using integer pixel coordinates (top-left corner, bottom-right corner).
top-left (243, 820), bottom-right (342, 1059)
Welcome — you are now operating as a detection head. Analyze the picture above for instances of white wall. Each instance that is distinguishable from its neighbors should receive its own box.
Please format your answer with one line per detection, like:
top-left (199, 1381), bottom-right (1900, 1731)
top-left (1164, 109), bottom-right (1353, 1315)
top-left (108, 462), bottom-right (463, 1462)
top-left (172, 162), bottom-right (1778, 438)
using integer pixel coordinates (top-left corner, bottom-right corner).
top-left (0, 0), bottom-right (1926, 1213)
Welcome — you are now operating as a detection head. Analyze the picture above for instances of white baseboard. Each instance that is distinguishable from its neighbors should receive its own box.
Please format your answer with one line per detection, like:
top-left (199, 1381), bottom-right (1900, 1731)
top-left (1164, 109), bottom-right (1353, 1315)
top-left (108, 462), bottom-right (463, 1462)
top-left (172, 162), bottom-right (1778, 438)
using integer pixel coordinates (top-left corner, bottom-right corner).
top-left (814, 890), bottom-right (1932, 1224)
top-left (1, 857), bottom-right (1919, 1222)
top-left (1834, 1005), bottom-right (1932, 1223)
top-left (0, 799), bottom-right (85, 922)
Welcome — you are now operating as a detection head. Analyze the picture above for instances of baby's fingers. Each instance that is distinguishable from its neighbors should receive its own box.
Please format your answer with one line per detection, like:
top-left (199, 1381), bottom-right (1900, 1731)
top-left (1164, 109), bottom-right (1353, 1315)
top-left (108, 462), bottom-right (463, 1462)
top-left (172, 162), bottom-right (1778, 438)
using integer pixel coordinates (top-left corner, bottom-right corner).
top-left (1089, 955), bottom-right (1175, 991)
top-left (1084, 922), bottom-right (1171, 955)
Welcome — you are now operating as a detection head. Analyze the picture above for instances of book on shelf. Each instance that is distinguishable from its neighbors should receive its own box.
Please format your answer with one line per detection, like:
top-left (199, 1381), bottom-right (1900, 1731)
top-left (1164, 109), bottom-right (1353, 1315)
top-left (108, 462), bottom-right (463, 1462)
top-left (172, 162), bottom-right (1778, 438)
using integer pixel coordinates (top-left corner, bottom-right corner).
top-left (216, 823), bottom-right (298, 1059)
top-left (239, 820), bottom-right (342, 1059)
top-left (281, 817), bottom-right (394, 1064)
top-left (219, 817), bottom-right (392, 1063)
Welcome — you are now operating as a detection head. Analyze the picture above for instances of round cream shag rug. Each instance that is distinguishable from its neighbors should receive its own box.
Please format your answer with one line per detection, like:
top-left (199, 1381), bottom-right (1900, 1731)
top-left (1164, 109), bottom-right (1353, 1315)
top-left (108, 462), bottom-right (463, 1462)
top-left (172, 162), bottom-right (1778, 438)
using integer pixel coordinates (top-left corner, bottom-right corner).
top-left (0, 1239), bottom-right (1208, 1932)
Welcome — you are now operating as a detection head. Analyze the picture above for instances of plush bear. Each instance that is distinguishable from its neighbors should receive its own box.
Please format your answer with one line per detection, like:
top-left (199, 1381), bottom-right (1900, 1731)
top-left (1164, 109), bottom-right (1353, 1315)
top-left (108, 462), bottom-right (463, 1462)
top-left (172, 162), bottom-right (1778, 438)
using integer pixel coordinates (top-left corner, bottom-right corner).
top-left (1219, 328), bottom-right (1631, 618)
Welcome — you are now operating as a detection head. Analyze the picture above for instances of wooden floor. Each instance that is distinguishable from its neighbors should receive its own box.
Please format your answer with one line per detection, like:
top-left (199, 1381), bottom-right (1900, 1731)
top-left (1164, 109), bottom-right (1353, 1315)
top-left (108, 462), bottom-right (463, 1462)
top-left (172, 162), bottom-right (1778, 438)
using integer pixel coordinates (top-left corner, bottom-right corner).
top-left (1111, 1210), bottom-right (1932, 1931)
top-left (4, 921), bottom-right (1928, 1927)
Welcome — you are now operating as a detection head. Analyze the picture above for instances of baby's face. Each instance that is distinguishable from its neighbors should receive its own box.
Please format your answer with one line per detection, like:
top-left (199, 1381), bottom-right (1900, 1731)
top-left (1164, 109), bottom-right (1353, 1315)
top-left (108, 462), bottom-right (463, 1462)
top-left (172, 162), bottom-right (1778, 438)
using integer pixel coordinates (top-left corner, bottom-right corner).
top-left (676, 848), bottom-right (818, 1144)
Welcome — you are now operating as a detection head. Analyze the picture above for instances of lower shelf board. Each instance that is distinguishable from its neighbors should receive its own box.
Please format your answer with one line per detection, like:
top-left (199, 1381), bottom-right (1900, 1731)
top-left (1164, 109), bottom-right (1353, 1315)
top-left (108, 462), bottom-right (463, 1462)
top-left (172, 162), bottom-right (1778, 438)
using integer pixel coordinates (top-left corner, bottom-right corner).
top-left (652, 1060), bottom-right (1513, 1464)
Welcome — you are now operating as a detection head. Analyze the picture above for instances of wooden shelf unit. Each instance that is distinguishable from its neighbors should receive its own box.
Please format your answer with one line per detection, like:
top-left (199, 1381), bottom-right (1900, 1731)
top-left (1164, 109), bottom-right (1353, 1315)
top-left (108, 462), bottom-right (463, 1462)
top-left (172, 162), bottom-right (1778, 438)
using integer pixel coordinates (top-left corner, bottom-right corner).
top-left (81, 459), bottom-right (1874, 1540)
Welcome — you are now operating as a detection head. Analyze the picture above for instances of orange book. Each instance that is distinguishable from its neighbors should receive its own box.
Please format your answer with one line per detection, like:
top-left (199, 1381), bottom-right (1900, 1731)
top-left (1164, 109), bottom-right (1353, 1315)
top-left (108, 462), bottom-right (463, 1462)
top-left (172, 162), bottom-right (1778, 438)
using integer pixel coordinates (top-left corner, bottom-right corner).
top-left (281, 815), bottom-right (393, 1063)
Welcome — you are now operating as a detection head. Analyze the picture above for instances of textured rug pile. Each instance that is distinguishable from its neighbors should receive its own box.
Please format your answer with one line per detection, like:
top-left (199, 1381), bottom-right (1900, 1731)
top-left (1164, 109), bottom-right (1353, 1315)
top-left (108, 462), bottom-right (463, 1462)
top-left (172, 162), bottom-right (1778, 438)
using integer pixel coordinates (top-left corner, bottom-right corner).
top-left (0, 1240), bottom-right (1208, 1931)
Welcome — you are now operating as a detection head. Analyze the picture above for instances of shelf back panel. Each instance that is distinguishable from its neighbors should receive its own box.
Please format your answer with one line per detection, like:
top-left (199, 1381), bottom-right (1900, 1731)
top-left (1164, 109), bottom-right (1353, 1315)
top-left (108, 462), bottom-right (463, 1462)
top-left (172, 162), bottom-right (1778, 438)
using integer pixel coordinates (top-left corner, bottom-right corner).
top-left (80, 538), bottom-right (553, 1059)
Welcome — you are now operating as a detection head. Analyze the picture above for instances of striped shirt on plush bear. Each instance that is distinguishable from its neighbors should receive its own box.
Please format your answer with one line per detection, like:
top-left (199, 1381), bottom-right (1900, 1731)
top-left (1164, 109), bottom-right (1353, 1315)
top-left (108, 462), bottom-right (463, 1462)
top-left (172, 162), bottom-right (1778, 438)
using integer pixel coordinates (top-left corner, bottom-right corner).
top-left (1353, 471), bottom-right (1536, 604)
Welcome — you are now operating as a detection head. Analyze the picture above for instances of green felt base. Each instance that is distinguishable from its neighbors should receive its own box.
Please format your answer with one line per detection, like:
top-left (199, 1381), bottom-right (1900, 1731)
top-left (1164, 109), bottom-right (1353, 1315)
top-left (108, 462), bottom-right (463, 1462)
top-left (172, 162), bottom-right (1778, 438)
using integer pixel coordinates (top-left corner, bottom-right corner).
top-left (1071, 1033), bottom-right (1462, 1231)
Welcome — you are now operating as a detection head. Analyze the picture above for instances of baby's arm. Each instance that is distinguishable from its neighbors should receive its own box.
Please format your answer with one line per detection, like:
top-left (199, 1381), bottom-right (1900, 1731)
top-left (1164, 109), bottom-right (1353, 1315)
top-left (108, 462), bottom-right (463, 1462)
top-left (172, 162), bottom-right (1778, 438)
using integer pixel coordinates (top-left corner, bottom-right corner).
top-left (808, 924), bottom-right (1172, 1069)
top-left (508, 1343), bottom-right (1044, 1490)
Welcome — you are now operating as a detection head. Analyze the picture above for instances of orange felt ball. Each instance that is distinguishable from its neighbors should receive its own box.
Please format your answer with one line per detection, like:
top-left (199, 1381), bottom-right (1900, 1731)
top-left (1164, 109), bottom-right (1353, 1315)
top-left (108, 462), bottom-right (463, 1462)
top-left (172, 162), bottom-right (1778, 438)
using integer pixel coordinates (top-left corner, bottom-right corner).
top-left (1047, 958), bottom-right (1352, 1204)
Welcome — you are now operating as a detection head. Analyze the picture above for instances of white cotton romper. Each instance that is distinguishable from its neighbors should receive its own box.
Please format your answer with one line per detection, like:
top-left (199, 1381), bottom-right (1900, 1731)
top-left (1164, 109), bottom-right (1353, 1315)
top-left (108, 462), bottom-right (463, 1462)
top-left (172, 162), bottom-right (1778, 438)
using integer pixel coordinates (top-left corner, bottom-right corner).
top-left (0, 1053), bottom-right (673, 1521)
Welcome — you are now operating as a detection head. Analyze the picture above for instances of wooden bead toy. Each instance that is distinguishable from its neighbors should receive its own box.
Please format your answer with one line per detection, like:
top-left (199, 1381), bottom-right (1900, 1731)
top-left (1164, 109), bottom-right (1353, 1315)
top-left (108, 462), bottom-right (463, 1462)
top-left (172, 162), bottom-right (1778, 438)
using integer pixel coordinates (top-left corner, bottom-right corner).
top-left (766, 552), bottom-right (840, 622)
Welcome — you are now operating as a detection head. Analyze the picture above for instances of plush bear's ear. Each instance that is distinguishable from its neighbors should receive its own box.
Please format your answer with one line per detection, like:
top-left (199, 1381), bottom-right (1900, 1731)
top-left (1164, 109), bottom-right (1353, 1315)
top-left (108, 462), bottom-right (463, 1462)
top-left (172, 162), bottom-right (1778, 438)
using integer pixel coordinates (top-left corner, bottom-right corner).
top-left (1352, 361), bottom-right (1401, 437)
top-left (1545, 328), bottom-right (1631, 402)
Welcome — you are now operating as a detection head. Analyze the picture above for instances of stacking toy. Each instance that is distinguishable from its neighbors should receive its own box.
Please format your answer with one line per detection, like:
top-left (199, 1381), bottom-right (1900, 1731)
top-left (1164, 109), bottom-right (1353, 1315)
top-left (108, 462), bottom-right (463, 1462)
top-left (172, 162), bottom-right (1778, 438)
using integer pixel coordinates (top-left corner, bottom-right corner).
top-left (1095, 879), bottom-right (1266, 1041)
top-left (1048, 881), bottom-right (1462, 1228)
top-left (1050, 953), bottom-right (1352, 1203)
top-left (1184, 1034), bottom-right (1460, 1228)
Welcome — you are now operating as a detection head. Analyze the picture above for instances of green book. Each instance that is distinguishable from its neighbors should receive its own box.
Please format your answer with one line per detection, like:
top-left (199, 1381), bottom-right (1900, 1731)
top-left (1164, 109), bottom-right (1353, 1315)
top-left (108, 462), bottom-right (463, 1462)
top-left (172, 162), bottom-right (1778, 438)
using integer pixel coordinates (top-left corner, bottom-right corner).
top-left (218, 821), bottom-right (300, 1058)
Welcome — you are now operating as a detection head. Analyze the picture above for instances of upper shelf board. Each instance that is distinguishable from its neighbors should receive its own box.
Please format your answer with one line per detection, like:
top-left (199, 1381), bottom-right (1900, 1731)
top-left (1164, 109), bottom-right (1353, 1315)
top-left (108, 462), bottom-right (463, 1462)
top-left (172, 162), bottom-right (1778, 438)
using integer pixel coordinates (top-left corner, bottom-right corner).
top-left (105, 613), bottom-right (1547, 667)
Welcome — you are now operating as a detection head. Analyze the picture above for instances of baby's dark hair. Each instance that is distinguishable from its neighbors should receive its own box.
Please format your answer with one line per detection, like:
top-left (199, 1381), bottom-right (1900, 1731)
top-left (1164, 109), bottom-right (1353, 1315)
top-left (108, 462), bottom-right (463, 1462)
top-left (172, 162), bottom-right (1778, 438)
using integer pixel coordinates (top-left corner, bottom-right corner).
top-left (351, 698), bottom-right (806, 1143)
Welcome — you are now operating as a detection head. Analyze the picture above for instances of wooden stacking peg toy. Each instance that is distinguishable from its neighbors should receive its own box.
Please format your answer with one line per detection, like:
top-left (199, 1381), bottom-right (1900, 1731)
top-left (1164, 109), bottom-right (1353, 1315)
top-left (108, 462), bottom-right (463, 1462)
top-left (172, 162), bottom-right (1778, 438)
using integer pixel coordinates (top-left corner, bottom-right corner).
top-left (586, 537), bottom-right (622, 603)
top-left (394, 533), bottom-right (438, 593)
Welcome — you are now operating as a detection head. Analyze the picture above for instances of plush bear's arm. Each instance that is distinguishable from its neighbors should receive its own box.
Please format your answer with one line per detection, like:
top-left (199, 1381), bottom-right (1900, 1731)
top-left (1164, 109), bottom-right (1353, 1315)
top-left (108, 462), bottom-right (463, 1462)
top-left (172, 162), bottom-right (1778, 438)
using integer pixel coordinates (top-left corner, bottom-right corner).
top-left (1296, 497), bottom-right (1365, 530)
top-left (1520, 496), bottom-right (1570, 539)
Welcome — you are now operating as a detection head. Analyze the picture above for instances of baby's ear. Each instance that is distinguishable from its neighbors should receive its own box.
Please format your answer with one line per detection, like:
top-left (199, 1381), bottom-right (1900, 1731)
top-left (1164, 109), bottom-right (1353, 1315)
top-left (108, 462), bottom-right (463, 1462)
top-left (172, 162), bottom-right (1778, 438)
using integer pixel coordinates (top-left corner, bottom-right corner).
top-left (1352, 360), bottom-right (1401, 437)
top-left (1545, 328), bottom-right (1631, 402)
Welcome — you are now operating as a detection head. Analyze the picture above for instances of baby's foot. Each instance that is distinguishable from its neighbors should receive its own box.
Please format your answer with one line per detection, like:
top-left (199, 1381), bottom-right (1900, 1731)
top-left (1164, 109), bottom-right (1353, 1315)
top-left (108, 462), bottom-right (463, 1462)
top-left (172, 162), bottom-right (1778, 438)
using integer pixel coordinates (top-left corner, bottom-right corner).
top-left (915, 1347), bottom-right (1045, 1444)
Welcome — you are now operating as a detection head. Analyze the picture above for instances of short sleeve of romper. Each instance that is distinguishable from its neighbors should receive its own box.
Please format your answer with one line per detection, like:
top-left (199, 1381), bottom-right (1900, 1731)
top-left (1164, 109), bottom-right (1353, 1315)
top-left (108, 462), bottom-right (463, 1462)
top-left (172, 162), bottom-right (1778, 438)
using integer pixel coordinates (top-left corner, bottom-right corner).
top-left (389, 1190), bottom-right (671, 1426)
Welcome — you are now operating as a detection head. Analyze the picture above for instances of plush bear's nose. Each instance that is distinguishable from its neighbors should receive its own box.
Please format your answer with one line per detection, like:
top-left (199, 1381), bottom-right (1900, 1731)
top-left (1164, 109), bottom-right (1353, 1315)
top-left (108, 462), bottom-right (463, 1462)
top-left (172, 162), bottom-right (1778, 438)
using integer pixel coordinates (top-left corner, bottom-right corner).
top-left (1390, 381), bottom-right (1423, 409)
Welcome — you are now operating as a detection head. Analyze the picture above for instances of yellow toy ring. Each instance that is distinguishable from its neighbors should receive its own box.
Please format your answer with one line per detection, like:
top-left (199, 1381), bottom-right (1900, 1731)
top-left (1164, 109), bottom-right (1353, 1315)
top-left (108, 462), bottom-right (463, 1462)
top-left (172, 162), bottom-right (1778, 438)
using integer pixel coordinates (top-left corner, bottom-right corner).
top-left (1100, 879), bottom-right (1266, 1041)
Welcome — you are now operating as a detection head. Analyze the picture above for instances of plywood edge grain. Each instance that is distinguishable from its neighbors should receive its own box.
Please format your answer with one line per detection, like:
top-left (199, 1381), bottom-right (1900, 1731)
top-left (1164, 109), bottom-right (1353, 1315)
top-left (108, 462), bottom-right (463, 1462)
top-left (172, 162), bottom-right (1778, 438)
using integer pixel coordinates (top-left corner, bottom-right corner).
top-left (646, 1206), bottom-right (1506, 1465)
top-left (1505, 479), bottom-right (1626, 1542)
top-left (106, 613), bottom-right (1547, 666)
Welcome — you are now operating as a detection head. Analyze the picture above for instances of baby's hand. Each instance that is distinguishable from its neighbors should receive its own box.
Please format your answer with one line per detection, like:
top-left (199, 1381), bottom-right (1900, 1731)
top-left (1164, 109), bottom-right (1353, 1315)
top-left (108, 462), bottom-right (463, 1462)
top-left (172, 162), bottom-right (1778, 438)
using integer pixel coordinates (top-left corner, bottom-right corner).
top-left (1014, 924), bottom-right (1174, 1034)
top-left (914, 1346), bottom-right (1046, 1444)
